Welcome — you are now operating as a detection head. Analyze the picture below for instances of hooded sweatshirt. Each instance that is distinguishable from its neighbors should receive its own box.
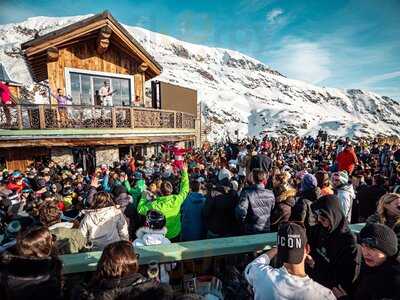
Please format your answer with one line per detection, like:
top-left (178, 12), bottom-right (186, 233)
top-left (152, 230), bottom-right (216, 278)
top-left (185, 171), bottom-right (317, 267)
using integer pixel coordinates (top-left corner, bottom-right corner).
top-left (79, 206), bottom-right (129, 250)
top-left (308, 195), bottom-right (361, 292)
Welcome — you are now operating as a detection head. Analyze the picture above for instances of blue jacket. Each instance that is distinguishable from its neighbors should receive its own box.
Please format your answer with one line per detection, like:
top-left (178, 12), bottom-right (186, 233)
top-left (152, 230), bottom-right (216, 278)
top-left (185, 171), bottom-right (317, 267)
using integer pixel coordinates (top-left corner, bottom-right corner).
top-left (180, 192), bottom-right (206, 241)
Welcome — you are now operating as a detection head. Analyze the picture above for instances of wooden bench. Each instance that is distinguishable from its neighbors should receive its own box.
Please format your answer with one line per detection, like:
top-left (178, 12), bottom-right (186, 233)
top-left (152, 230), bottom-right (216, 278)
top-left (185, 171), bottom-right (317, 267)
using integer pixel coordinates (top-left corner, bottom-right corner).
top-left (61, 223), bottom-right (365, 274)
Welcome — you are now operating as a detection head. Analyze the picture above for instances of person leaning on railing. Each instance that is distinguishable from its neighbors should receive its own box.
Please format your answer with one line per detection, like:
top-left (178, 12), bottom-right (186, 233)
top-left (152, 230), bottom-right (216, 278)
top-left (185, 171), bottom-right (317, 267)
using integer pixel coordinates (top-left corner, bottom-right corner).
top-left (50, 88), bottom-right (72, 128)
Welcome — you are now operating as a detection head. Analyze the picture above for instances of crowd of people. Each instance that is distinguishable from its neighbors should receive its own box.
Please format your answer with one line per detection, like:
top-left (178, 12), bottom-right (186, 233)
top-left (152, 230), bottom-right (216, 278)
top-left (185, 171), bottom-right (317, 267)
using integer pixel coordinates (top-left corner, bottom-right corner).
top-left (0, 134), bottom-right (400, 299)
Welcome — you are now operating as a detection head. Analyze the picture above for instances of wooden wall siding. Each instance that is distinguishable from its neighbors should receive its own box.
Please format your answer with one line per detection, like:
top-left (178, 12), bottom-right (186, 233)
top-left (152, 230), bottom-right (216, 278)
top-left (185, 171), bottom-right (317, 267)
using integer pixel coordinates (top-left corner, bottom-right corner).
top-left (47, 39), bottom-right (143, 100)
top-left (1, 148), bottom-right (50, 171)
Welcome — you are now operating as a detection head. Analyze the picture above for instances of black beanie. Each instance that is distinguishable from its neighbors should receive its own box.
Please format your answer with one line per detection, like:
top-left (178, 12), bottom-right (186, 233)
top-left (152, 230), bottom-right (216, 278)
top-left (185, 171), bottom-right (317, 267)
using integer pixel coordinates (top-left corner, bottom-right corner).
top-left (359, 223), bottom-right (398, 257)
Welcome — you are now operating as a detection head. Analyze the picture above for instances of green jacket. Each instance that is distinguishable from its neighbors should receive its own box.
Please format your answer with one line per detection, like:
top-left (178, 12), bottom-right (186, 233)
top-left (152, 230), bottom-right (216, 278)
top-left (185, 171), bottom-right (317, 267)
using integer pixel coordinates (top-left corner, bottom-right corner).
top-left (137, 170), bottom-right (189, 239)
top-left (124, 179), bottom-right (146, 207)
top-left (50, 226), bottom-right (86, 254)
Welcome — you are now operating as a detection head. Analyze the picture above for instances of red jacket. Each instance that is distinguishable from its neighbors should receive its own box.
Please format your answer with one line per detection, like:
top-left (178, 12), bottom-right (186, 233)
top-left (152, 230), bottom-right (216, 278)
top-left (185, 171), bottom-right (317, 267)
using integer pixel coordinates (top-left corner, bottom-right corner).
top-left (336, 148), bottom-right (358, 174)
top-left (0, 82), bottom-right (12, 105)
top-left (7, 181), bottom-right (27, 193)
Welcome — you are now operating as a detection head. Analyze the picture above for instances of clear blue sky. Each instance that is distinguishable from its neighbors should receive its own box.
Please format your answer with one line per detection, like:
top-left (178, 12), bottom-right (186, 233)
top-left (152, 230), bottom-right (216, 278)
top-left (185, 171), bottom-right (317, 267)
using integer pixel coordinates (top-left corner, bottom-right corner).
top-left (1, 0), bottom-right (399, 100)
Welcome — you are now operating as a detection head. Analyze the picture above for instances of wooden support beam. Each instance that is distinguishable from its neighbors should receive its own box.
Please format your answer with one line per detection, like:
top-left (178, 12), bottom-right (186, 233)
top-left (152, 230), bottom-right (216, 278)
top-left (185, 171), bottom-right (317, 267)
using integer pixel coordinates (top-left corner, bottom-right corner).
top-left (16, 105), bottom-right (23, 129)
top-left (96, 26), bottom-right (112, 55)
top-left (38, 105), bottom-right (46, 129)
top-left (130, 107), bottom-right (135, 129)
top-left (46, 47), bottom-right (59, 62)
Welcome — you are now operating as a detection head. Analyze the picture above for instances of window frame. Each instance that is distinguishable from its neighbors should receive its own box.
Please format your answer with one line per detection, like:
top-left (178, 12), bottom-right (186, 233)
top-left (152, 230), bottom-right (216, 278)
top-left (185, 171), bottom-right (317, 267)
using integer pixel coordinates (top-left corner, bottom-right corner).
top-left (64, 67), bottom-right (135, 106)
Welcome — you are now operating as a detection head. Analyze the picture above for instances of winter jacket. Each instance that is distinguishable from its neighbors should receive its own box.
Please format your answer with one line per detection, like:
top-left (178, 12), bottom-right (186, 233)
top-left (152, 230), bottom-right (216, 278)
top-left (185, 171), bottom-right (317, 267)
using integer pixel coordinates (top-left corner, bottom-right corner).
top-left (0, 254), bottom-right (63, 300)
top-left (320, 186), bottom-right (334, 197)
top-left (49, 222), bottom-right (87, 254)
top-left (367, 212), bottom-right (400, 250)
top-left (336, 148), bottom-right (358, 174)
top-left (79, 206), bottom-right (129, 250)
top-left (290, 188), bottom-right (321, 232)
top-left (124, 179), bottom-right (146, 207)
top-left (133, 227), bottom-right (175, 283)
top-left (180, 192), bottom-right (206, 241)
top-left (203, 183), bottom-right (240, 237)
top-left (137, 170), bottom-right (189, 239)
top-left (236, 184), bottom-right (276, 234)
top-left (335, 184), bottom-right (356, 223)
top-left (270, 188), bottom-right (296, 232)
top-left (357, 184), bottom-right (386, 221)
top-left (249, 154), bottom-right (273, 173)
top-left (308, 196), bottom-right (361, 292)
top-left (349, 258), bottom-right (400, 300)
top-left (7, 181), bottom-right (27, 193)
top-left (80, 272), bottom-right (171, 300)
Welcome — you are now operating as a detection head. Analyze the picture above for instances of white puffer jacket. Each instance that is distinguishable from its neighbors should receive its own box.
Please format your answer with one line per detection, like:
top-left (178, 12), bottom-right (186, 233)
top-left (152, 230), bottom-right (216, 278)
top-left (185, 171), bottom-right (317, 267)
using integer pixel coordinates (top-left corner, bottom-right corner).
top-left (133, 227), bottom-right (175, 283)
top-left (79, 206), bottom-right (129, 250)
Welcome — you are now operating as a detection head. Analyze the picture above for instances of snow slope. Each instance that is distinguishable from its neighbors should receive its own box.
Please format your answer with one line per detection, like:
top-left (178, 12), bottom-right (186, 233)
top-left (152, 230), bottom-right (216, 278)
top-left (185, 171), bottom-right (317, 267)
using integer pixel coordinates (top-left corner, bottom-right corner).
top-left (1, 15), bottom-right (400, 140)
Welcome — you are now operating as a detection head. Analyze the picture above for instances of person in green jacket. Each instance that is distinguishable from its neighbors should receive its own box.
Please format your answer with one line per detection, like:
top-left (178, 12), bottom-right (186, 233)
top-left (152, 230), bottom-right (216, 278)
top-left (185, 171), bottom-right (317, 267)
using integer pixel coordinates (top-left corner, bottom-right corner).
top-left (123, 172), bottom-right (147, 208)
top-left (137, 165), bottom-right (189, 240)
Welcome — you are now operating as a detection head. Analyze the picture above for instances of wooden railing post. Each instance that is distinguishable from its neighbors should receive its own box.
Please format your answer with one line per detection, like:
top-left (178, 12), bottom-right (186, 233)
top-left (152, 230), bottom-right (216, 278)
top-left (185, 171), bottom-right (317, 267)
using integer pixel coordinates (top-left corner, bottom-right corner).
top-left (39, 105), bottom-right (46, 129)
top-left (111, 107), bottom-right (117, 128)
top-left (173, 112), bottom-right (177, 128)
top-left (130, 107), bottom-right (135, 129)
top-left (16, 105), bottom-right (23, 129)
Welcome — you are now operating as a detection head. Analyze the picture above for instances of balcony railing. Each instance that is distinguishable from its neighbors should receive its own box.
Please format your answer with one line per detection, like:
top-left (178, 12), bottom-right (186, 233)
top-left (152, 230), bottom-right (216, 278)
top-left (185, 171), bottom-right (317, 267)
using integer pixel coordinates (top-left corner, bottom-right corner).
top-left (0, 104), bottom-right (196, 130)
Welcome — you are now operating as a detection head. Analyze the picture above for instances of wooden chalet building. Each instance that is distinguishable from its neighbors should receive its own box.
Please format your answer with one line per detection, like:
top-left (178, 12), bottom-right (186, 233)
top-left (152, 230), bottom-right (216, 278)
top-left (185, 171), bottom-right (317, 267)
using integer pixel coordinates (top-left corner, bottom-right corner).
top-left (0, 11), bottom-right (199, 171)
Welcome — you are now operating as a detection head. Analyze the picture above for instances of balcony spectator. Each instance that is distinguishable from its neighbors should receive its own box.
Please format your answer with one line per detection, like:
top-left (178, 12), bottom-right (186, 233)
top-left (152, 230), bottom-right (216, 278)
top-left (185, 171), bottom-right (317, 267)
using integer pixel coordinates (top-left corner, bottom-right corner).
top-left (0, 81), bottom-right (13, 128)
top-left (51, 88), bottom-right (72, 128)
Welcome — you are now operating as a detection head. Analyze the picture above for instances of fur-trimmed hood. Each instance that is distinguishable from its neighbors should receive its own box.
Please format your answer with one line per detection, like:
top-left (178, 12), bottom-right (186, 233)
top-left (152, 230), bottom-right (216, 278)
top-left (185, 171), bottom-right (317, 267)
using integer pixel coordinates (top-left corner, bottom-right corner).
top-left (133, 227), bottom-right (170, 247)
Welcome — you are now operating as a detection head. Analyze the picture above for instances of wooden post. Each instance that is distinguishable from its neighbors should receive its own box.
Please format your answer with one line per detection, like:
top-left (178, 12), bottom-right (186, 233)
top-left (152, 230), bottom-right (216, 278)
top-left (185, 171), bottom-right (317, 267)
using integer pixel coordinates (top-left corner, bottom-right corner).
top-left (111, 107), bottom-right (117, 128)
top-left (39, 105), bottom-right (46, 129)
top-left (17, 105), bottom-right (23, 129)
top-left (173, 112), bottom-right (177, 128)
top-left (130, 107), bottom-right (135, 129)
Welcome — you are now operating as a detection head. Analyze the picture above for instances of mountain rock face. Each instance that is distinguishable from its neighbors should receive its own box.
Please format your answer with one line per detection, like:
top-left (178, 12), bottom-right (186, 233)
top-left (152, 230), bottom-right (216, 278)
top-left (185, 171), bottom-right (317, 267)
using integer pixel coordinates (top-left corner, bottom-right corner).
top-left (1, 15), bottom-right (400, 140)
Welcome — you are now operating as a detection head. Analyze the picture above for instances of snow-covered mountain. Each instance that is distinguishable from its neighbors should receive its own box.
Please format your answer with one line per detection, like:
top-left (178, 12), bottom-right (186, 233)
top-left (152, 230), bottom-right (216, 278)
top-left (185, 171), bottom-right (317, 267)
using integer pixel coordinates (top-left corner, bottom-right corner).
top-left (1, 15), bottom-right (400, 140)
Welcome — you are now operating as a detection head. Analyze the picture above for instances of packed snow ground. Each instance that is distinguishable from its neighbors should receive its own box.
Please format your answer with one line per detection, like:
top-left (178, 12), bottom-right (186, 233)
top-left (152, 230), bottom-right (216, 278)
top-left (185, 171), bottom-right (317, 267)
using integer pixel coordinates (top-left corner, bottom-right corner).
top-left (1, 15), bottom-right (400, 141)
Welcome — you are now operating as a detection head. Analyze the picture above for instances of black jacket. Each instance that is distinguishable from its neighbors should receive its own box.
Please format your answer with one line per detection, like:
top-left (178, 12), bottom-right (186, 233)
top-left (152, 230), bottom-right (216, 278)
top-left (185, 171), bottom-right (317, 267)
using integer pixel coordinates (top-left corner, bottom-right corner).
top-left (308, 196), bottom-right (361, 292)
top-left (203, 183), bottom-right (240, 237)
top-left (290, 188), bottom-right (321, 232)
top-left (350, 259), bottom-right (400, 300)
top-left (357, 184), bottom-right (387, 221)
top-left (236, 184), bottom-right (275, 234)
top-left (249, 154), bottom-right (273, 173)
top-left (80, 273), bottom-right (172, 300)
top-left (0, 254), bottom-right (63, 300)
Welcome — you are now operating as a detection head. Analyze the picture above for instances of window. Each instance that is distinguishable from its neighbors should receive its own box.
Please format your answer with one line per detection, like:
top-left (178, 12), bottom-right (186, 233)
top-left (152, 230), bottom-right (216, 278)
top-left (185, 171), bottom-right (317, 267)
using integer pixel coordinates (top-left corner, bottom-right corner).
top-left (65, 68), bottom-right (134, 106)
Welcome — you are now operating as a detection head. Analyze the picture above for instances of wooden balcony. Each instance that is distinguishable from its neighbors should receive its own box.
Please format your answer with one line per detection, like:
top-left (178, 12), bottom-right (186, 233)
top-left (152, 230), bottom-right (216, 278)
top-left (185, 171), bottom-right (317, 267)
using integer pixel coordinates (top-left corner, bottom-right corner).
top-left (0, 105), bottom-right (198, 148)
top-left (0, 104), bottom-right (196, 130)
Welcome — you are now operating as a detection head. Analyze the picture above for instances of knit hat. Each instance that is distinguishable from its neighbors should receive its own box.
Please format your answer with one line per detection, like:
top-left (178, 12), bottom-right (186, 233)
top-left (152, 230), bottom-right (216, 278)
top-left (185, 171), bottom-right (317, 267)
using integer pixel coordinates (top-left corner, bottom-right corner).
top-left (359, 223), bottom-right (398, 257)
top-left (301, 174), bottom-right (317, 192)
top-left (277, 222), bottom-right (307, 264)
top-left (333, 171), bottom-right (348, 185)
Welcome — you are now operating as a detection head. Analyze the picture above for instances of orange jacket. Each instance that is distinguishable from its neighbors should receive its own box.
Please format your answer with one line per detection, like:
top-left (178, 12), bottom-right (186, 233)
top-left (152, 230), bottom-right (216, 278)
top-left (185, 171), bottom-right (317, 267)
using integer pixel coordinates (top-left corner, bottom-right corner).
top-left (336, 148), bottom-right (358, 174)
